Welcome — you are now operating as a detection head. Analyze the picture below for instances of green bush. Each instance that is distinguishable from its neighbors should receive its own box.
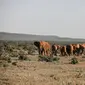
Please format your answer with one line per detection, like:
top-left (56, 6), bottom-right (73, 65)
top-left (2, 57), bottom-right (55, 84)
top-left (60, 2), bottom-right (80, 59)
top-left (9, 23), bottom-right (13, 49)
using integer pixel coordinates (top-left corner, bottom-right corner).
top-left (71, 57), bottom-right (78, 64)
top-left (38, 55), bottom-right (60, 62)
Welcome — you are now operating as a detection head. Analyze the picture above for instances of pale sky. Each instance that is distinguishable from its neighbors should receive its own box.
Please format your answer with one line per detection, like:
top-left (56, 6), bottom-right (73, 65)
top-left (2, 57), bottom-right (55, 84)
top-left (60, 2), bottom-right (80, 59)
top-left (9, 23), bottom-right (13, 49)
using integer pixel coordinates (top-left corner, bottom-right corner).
top-left (0, 0), bottom-right (85, 38)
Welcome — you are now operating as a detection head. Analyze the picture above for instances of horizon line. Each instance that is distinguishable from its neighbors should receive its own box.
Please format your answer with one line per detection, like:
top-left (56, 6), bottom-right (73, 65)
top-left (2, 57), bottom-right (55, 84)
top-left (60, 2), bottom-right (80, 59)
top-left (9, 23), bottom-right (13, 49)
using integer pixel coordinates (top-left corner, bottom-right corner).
top-left (0, 31), bottom-right (85, 39)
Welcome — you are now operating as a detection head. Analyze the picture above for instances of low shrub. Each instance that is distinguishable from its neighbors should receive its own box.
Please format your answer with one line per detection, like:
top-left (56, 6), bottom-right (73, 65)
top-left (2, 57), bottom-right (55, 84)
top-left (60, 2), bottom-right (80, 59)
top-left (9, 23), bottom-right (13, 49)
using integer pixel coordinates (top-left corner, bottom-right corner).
top-left (12, 62), bottom-right (17, 66)
top-left (38, 55), bottom-right (60, 62)
top-left (70, 57), bottom-right (78, 64)
top-left (3, 63), bottom-right (9, 67)
top-left (19, 55), bottom-right (27, 60)
top-left (10, 52), bottom-right (19, 57)
top-left (27, 45), bottom-right (35, 55)
top-left (7, 57), bottom-right (12, 63)
top-left (18, 54), bottom-right (31, 61)
top-left (53, 57), bottom-right (60, 61)
top-left (0, 53), bottom-right (12, 63)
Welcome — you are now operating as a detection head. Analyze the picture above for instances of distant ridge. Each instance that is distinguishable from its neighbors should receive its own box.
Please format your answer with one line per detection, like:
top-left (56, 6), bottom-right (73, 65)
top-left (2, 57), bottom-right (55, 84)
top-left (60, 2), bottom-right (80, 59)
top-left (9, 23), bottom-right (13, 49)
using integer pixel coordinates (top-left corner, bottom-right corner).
top-left (0, 32), bottom-right (85, 42)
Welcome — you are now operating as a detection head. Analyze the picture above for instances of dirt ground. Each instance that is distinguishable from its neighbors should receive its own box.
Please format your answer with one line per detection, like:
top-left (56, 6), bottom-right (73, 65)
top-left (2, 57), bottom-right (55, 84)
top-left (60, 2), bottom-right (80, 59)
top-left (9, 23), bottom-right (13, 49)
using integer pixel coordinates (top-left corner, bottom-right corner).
top-left (1, 55), bottom-right (85, 85)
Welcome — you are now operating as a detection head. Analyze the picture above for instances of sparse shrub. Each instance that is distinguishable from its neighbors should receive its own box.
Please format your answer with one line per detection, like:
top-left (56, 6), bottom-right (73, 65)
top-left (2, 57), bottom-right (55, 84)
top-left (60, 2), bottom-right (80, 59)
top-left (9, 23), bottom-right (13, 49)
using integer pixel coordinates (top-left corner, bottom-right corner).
top-left (7, 57), bottom-right (12, 63)
top-left (0, 60), bottom-right (9, 67)
top-left (18, 50), bottom-right (27, 60)
top-left (38, 55), bottom-right (60, 62)
top-left (67, 82), bottom-right (72, 85)
top-left (3, 63), bottom-right (9, 67)
top-left (70, 57), bottom-right (78, 64)
top-left (50, 74), bottom-right (54, 77)
top-left (0, 53), bottom-right (9, 60)
top-left (12, 62), bottom-right (17, 66)
top-left (82, 55), bottom-right (85, 58)
top-left (38, 55), bottom-right (52, 62)
top-left (18, 54), bottom-right (31, 61)
top-left (0, 61), bottom-right (6, 67)
top-left (27, 45), bottom-right (35, 55)
top-left (10, 51), bottom-right (19, 57)
top-left (0, 53), bottom-right (12, 63)
top-left (0, 61), bottom-right (3, 67)
top-left (75, 72), bottom-right (82, 78)
top-left (53, 57), bottom-right (60, 61)
top-left (19, 55), bottom-right (27, 60)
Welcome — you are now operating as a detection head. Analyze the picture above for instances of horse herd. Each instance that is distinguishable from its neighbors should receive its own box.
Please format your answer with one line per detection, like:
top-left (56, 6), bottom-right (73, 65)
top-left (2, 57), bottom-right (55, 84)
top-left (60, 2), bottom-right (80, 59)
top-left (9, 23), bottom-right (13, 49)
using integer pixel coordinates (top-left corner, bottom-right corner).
top-left (34, 41), bottom-right (85, 57)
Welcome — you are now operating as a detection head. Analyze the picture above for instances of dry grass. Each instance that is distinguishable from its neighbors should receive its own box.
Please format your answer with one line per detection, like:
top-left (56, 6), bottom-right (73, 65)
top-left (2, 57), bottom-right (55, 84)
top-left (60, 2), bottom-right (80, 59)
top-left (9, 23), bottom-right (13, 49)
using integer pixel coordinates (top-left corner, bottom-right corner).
top-left (0, 55), bottom-right (85, 85)
top-left (0, 41), bottom-right (85, 85)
